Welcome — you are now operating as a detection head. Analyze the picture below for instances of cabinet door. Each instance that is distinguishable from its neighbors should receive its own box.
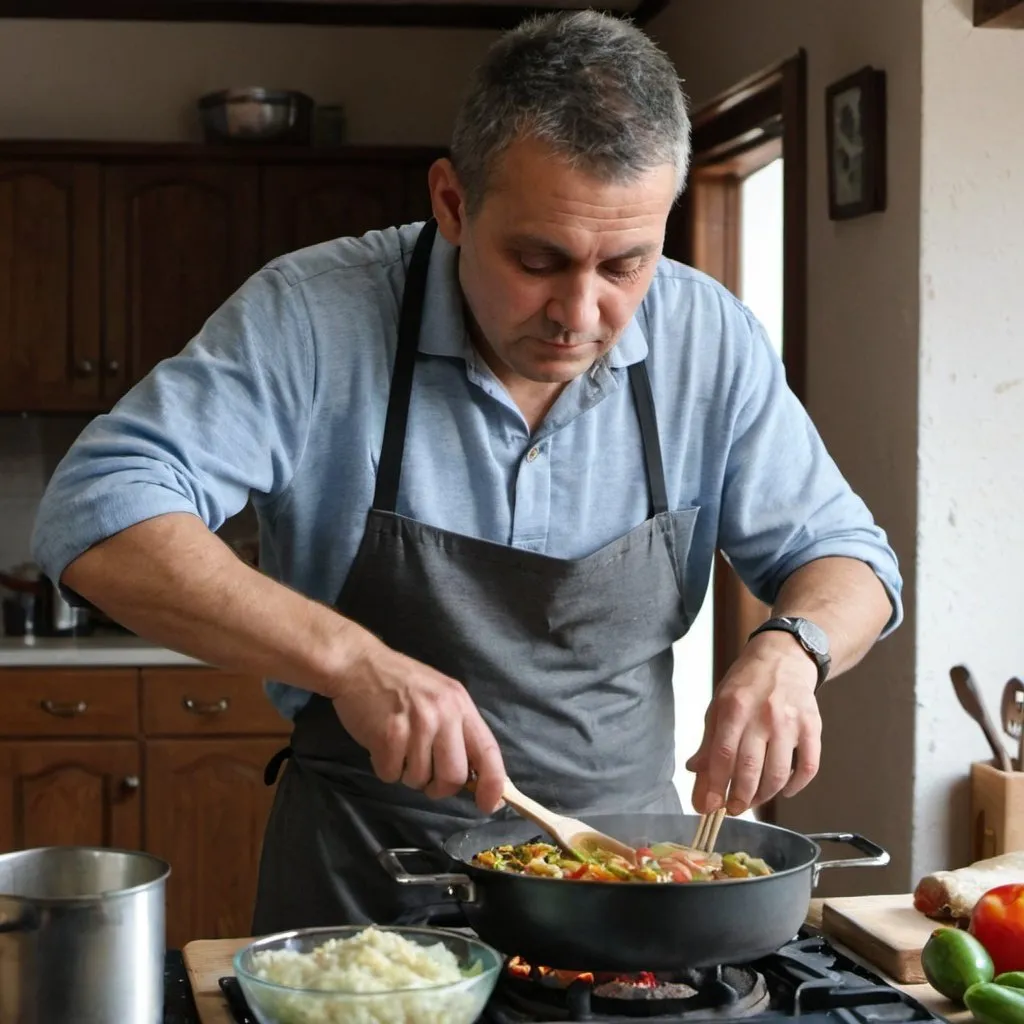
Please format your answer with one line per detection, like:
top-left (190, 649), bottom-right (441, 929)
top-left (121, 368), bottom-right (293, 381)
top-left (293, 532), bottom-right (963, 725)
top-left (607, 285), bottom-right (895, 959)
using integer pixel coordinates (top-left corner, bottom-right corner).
top-left (0, 161), bottom-right (102, 412)
top-left (0, 740), bottom-right (141, 851)
top-left (261, 164), bottom-right (408, 262)
top-left (104, 163), bottom-right (261, 396)
top-left (145, 738), bottom-right (286, 949)
top-left (404, 161), bottom-right (437, 223)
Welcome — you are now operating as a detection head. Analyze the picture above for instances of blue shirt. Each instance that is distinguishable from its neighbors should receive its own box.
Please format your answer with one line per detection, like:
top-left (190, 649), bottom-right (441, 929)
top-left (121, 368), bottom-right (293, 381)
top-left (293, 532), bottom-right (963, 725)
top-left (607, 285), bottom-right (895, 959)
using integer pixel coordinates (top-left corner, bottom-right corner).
top-left (31, 222), bottom-right (904, 718)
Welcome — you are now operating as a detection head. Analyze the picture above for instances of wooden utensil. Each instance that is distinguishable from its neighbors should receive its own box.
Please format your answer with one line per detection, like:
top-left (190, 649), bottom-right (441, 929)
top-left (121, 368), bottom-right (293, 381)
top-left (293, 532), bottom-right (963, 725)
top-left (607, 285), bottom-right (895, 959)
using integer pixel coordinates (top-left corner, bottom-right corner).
top-left (693, 807), bottom-right (727, 853)
top-left (500, 778), bottom-right (639, 864)
top-left (467, 772), bottom-right (637, 863)
top-left (1000, 677), bottom-right (1024, 770)
top-left (950, 665), bottom-right (1013, 773)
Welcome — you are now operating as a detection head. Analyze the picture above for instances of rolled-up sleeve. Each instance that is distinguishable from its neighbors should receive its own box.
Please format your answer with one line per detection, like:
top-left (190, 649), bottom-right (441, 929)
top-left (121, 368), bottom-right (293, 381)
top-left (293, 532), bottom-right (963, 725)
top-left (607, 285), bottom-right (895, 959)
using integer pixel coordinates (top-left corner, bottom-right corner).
top-left (31, 266), bottom-right (314, 594)
top-left (716, 313), bottom-right (904, 637)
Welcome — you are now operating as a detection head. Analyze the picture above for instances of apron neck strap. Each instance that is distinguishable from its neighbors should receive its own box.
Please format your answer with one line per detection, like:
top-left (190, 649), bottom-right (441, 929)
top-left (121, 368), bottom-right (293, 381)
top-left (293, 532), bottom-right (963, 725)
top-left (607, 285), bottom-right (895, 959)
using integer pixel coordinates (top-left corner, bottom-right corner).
top-left (373, 218), bottom-right (438, 513)
top-left (373, 218), bottom-right (670, 520)
top-left (628, 360), bottom-right (669, 517)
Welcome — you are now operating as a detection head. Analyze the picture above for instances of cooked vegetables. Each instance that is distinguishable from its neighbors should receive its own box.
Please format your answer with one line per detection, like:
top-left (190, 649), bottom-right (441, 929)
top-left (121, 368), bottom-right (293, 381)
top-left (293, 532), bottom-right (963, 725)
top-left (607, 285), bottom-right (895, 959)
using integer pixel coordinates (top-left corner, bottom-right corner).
top-left (470, 840), bottom-right (773, 883)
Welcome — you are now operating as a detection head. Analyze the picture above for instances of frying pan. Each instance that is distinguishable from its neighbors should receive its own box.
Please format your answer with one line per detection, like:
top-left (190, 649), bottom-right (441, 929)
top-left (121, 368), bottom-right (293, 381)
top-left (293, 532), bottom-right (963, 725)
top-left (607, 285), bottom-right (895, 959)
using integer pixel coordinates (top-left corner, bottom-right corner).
top-left (379, 813), bottom-right (888, 972)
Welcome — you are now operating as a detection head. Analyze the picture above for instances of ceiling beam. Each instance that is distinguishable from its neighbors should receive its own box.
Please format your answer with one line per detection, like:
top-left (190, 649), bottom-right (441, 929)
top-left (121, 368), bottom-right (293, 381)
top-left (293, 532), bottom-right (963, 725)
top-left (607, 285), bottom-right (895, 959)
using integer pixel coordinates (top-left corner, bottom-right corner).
top-left (0, 0), bottom-right (644, 30)
top-left (974, 0), bottom-right (1024, 27)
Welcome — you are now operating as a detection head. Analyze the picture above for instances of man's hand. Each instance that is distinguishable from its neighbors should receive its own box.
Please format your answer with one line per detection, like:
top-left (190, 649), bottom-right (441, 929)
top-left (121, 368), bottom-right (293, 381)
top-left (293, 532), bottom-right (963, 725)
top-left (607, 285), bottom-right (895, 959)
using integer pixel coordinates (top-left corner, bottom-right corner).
top-left (331, 634), bottom-right (507, 815)
top-left (685, 631), bottom-right (821, 816)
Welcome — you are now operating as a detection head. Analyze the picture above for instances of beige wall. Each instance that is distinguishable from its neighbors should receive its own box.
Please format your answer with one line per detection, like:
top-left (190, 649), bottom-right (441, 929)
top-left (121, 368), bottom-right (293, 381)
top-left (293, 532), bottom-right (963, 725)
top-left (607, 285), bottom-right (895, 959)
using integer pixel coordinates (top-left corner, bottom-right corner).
top-left (0, 19), bottom-right (497, 144)
top-left (648, 0), bottom-right (923, 895)
top-left (914, 0), bottom-right (1024, 880)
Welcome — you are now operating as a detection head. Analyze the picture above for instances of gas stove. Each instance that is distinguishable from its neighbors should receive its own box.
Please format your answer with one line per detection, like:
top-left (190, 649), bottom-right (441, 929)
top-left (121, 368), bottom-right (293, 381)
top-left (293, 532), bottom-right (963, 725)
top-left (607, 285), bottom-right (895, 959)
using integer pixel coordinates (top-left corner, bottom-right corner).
top-left (195, 926), bottom-right (947, 1024)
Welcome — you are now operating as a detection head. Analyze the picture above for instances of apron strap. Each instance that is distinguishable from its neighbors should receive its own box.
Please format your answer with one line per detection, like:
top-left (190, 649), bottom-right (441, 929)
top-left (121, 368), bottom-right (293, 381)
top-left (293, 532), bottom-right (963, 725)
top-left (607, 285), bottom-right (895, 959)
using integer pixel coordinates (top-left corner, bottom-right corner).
top-left (628, 360), bottom-right (669, 517)
top-left (372, 216), bottom-right (669, 519)
top-left (373, 218), bottom-right (438, 514)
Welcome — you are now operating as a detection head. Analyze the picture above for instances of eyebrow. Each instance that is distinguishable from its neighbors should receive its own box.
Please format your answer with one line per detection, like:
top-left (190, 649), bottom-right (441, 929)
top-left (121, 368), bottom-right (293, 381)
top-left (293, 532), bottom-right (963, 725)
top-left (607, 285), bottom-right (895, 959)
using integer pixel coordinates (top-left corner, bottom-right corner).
top-left (507, 234), bottom-right (660, 262)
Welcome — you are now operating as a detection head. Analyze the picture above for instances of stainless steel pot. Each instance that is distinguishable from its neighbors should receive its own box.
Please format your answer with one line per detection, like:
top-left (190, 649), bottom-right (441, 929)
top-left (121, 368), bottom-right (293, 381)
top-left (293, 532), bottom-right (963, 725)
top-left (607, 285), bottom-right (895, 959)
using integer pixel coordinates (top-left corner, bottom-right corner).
top-left (0, 846), bottom-right (170, 1024)
top-left (198, 87), bottom-right (313, 144)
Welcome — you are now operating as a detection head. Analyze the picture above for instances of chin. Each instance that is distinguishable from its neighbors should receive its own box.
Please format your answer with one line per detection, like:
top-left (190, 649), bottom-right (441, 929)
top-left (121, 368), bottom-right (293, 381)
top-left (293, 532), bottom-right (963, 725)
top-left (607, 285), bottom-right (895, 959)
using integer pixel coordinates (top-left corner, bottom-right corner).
top-left (517, 359), bottom-right (595, 384)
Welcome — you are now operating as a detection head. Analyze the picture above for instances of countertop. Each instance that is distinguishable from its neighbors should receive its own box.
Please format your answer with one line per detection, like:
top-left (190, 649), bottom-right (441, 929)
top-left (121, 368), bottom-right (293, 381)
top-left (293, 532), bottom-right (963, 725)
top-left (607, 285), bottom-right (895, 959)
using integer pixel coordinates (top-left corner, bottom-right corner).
top-left (0, 634), bottom-right (206, 668)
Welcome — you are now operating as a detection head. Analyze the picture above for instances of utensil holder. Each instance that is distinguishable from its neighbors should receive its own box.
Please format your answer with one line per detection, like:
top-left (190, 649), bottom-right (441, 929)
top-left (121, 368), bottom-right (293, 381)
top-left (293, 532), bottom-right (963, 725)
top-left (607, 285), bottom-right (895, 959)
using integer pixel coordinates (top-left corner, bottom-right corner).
top-left (970, 760), bottom-right (1024, 860)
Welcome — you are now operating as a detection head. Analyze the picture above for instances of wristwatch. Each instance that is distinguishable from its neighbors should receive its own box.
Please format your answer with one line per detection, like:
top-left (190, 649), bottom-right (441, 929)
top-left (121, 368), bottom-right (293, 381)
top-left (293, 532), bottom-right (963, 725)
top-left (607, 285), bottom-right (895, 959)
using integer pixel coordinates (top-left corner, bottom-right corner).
top-left (748, 616), bottom-right (831, 690)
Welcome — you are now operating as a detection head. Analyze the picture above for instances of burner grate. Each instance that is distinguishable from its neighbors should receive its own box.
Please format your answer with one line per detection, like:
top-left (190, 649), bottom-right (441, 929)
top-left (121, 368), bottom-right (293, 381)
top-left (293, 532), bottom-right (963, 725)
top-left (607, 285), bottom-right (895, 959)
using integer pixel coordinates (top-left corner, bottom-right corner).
top-left (494, 961), bottom-right (771, 1021)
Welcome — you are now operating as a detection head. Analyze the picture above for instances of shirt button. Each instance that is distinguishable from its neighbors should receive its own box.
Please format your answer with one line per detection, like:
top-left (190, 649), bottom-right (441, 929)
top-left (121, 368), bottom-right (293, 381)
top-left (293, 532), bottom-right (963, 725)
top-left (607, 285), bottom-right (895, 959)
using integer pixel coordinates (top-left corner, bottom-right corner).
top-left (526, 446), bottom-right (540, 463)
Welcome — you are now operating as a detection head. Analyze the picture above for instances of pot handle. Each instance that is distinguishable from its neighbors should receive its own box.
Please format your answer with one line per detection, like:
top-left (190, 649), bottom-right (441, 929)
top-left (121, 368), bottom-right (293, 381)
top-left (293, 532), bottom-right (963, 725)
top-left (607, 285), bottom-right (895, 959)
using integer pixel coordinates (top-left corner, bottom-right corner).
top-left (806, 832), bottom-right (890, 886)
top-left (377, 848), bottom-right (477, 903)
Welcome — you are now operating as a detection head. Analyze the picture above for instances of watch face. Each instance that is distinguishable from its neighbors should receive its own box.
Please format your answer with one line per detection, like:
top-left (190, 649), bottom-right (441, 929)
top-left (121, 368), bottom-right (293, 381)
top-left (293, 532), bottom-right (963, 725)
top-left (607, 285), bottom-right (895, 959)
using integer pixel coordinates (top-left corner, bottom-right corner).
top-left (796, 619), bottom-right (829, 656)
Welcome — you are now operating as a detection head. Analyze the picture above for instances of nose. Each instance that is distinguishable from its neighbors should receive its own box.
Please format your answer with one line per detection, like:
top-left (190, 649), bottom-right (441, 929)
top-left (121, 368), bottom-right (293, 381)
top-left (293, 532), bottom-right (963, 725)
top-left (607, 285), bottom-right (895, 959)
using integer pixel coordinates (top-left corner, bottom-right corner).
top-left (546, 272), bottom-right (601, 340)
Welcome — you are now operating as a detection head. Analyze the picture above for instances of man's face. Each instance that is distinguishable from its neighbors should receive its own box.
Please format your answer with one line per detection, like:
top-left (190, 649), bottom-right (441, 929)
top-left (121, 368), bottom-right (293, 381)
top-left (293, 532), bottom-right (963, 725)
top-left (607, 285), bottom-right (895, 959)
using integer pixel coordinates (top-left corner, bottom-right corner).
top-left (431, 137), bottom-right (677, 386)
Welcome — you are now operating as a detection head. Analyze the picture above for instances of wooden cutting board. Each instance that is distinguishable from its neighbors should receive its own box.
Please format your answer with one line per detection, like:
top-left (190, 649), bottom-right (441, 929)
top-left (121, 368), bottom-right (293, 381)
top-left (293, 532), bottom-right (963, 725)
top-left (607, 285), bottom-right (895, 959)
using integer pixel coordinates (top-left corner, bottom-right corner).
top-left (183, 899), bottom-right (969, 1024)
top-left (184, 936), bottom-right (250, 1024)
top-left (820, 892), bottom-right (939, 984)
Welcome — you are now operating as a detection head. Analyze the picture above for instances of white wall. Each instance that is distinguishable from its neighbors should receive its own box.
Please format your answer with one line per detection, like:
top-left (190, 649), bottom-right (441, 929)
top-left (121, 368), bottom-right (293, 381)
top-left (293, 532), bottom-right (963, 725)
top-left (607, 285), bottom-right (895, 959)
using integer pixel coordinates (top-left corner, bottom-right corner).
top-left (0, 19), bottom-right (496, 144)
top-left (648, 0), bottom-right (922, 895)
top-left (913, 0), bottom-right (1024, 879)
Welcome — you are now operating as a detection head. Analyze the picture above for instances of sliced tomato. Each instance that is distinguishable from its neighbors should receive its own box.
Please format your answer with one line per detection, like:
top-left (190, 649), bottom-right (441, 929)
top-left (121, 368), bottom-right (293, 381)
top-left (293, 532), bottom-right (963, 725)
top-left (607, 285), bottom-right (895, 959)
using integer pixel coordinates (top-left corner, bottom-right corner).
top-left (635, 847), bottom-right (654, 860)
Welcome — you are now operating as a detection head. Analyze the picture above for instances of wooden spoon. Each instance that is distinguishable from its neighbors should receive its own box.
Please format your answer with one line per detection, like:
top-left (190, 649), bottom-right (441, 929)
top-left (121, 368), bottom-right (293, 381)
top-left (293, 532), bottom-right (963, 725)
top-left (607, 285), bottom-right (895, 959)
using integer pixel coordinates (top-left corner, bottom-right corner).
top-left (467, 772), bottom-right (637, 865)
top-left (951, 665), bottom-right (1013, 773)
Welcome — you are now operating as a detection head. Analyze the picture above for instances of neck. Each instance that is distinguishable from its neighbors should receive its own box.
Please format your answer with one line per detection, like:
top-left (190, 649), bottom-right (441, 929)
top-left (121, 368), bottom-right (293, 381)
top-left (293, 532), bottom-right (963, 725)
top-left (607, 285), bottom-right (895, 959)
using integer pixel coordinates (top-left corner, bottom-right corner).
top-left (464, 312), bottom-right (567, 435)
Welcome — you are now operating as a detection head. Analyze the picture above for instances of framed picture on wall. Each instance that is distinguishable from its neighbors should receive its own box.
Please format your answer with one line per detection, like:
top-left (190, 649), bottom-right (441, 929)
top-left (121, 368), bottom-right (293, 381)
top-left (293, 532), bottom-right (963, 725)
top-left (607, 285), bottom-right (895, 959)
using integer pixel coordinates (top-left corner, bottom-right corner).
top-left (825, 66), bottom-right (887, 220)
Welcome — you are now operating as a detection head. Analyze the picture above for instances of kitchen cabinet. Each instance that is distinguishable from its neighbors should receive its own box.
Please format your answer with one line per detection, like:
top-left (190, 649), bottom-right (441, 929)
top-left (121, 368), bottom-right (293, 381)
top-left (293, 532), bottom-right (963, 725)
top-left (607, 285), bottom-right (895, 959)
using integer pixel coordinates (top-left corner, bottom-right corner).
top-left (262, 164), bottom-right (409, 261)
top-left (0, 664), bottom-right (290, 950)
top-left (0, 141), bottom-right (445, 414)
top-left (0, 740), bottom-right (141, 850)
top-left (0, 161), bottom-right (102, 412)
top-left (146, 738), bottom-right (282, 947)
top-left (104, 163), bottom-right (261, 393)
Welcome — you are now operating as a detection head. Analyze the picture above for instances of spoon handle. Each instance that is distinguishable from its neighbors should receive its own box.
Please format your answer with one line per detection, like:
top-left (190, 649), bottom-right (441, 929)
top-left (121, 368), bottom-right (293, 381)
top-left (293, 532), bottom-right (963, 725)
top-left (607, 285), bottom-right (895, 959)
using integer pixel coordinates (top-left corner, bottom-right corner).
top-left (500, 779), bottom-right (568, 837)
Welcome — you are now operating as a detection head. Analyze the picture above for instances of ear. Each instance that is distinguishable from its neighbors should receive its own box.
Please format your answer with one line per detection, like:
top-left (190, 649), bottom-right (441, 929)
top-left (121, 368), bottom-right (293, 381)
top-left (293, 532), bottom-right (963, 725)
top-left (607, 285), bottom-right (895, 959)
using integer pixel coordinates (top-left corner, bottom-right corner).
top-left (428, 158), bottom-right (467, 246)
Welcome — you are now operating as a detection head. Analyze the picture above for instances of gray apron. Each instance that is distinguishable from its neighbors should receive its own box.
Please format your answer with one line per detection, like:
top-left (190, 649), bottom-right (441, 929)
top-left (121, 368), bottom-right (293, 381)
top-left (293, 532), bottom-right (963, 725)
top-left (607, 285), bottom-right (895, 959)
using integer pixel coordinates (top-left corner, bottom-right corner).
top-left (251, 219), bottom-right (699, 933)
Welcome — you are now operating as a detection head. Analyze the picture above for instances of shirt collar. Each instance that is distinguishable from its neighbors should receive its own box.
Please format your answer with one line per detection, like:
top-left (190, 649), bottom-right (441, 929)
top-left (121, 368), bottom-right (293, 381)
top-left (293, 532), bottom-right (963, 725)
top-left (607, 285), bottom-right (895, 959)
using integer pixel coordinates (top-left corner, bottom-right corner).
top-left (416, 224), bottom-right (650, 369)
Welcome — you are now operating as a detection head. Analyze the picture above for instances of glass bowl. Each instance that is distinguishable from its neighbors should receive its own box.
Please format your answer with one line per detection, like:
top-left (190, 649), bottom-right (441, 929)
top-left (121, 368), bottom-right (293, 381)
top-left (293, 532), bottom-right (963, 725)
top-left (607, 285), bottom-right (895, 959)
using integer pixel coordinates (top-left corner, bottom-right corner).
top-left (233, 924), bottom-right (503, 1024)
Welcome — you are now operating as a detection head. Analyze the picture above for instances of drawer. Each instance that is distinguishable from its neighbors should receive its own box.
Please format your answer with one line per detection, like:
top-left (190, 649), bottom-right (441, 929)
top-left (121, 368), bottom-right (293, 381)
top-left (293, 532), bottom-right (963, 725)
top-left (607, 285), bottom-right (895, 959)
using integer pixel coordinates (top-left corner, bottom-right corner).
top-left (141, 668), bottom-right (289, 737)
top-left (0, 669), bottom-right (139, 737)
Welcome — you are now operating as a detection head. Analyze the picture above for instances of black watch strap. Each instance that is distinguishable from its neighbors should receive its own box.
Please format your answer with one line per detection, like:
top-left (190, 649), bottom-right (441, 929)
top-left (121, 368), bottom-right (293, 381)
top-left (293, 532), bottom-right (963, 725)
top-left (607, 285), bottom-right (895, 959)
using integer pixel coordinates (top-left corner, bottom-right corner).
top-left (748, 616), bottom-right (832, 690)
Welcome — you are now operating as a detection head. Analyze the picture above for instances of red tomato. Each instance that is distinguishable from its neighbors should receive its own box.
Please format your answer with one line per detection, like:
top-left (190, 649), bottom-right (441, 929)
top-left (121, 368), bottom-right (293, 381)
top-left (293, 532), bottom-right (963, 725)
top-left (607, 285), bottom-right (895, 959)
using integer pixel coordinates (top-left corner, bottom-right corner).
top-left (969, 883), bottom-right (1024, 975)
top-left (635, 847), bottom-right (654, 860)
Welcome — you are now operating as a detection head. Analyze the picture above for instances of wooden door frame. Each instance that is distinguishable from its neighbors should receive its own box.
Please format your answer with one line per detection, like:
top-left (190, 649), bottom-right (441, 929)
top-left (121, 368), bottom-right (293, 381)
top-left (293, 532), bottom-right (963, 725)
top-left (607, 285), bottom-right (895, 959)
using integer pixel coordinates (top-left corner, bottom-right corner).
top-left (664, 51), bottom-right (808, 823)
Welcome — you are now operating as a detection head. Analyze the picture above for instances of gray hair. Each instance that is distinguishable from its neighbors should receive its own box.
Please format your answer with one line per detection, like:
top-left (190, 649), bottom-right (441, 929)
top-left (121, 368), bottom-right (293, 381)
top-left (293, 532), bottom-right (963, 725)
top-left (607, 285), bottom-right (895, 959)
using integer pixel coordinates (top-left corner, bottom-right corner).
top-left (450, 10), bottom-right (691, 214)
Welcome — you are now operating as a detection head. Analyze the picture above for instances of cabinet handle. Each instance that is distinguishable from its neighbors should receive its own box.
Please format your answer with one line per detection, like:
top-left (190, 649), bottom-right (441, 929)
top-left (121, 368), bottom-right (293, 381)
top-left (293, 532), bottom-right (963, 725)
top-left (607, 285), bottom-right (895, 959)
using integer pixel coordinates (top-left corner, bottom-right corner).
top-left (106, 359), bottom-right (120, 376)
top-left (74, 359), bottom-right (95, 377)
top-left (182, 696), bottom-right (230, 715)
top-left (122, 775), bottom-right (140, 791)
top-left (40, 699), bottom-right (88, 717)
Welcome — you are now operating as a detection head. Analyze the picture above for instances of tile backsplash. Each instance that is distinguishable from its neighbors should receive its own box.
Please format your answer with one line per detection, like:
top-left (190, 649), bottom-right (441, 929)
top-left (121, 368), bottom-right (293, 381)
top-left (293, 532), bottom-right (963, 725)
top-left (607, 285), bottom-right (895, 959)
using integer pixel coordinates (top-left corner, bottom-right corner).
top-left (0, 415), bottom-right (92, 572)
top-left (0, 414), bottom-right (257, 575)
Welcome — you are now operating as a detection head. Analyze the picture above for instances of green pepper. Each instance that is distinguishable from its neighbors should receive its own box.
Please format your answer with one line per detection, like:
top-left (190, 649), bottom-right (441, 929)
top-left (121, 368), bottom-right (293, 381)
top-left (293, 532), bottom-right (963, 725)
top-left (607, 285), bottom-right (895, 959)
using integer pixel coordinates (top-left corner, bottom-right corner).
top-left (721, 854), bottom-right (751, 878)
top-left (996, 974), bottom-right (1024, 991)
top-left (605, 862), bottom-right (633, 881)
top-left (965, 982), bottom-right (1024, 1024)
top-left (922, 927), bottom-right (994, 1002)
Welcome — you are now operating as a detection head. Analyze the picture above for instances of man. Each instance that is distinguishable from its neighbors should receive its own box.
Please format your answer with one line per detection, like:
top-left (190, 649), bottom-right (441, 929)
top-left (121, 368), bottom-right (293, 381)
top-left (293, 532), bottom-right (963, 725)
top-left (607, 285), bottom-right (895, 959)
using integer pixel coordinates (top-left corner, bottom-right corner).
top-left (31, 11), bottom-right (901, 931)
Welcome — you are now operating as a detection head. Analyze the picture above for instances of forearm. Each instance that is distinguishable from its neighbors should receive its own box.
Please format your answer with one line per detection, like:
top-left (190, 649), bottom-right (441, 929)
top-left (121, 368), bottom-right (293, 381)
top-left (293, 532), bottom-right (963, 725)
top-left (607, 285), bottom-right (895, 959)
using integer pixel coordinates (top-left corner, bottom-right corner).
top-left (61, 512), bottom-right (371, 699)
top-left (769, 555), bottom-right (893, 677)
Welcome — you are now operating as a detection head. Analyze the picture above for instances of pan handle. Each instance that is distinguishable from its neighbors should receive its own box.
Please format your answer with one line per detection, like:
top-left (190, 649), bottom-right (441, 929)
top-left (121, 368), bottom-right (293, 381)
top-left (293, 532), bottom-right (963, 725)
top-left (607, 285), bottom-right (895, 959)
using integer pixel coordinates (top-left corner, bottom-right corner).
top-left (806, 832), bottom-right (890, 886)
top-left (377, 848), bottom-right (477, 903)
